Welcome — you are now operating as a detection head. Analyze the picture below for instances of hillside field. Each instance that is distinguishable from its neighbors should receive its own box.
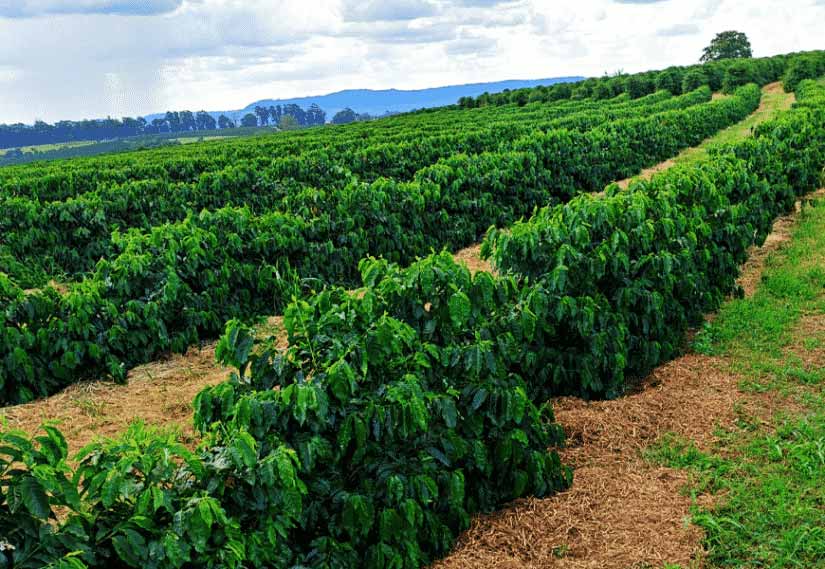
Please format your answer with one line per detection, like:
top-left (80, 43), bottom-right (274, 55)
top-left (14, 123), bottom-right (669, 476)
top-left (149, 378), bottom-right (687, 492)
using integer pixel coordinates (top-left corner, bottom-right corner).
top-left (2, 50), bottom-right (825, 569)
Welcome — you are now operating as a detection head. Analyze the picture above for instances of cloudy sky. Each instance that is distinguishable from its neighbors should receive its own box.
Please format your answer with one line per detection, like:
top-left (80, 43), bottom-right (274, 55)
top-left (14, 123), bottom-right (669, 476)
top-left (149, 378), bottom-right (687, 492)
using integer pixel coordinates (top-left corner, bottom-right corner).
top-left (0, 0), bottom-right (822, 123)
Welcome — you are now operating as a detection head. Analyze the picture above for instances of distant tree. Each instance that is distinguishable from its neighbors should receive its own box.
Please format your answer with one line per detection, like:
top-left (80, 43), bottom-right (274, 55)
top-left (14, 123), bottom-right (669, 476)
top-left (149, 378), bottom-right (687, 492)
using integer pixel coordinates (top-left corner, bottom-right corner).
top-left (121, 117), bottom-right (141, 131)
top-left (282, 104), bottom-right (306, 126)
top-left (527, 89), bottom-right (545, 104)
top-left (722, 60), bottom-right (757, 93)
top-left (240, 113), bottom-right (258, 128)
top-left (278, 115), bottom-right (300, 131)
top-left (625, 75), bottom-right (651, 99)
top-left (305, 103), bottom-right (327, 126)
top-left (254, 105), bottom-right (269, 126)
top-left (701, 31), bottom-right (752, 63)
top-left (512, 90), bottom-right (530, 106)
top-left (592, 82), bottom-right (613, 100)
top-left (476, 92), bottom-right (492, 107)
top-left (654, 68), bottom-right (684, 95)
top-left (548, 82), bottom-right (573, 102)
top-left (681, 69), bottom-right (709, 93)
top-left (195, 111), bottom-right (216, 131)
top-left (217, 115), bottom-right (236, 129)
top-left (151, 118), bottom-right (168, 133)
top-left (164, 111), bottom-right (181, 132)
top-left (331, 108), bottom-right (359, 125)
top-left (179, 110), bottom-right (196, 131)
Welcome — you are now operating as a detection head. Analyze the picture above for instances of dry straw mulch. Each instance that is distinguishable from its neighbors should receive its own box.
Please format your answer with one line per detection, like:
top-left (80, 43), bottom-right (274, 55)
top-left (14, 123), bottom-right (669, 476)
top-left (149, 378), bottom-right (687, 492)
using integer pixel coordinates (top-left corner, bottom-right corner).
top-left (434, 191), bottom-right (822, 568)
top-left (1, 317), bottom-right (287, 453)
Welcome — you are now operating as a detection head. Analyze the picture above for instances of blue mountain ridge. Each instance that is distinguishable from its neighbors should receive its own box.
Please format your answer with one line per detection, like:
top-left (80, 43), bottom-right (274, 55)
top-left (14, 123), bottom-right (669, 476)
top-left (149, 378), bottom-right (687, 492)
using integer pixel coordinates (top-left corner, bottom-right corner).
top-left (145, 76), bottom-right (583, 123)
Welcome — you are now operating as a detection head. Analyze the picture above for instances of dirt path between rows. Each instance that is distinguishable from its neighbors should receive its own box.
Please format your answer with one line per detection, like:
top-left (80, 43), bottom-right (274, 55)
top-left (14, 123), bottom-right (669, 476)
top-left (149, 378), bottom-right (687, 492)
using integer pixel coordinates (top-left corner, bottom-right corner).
top-left (616, 82), bottom-right (792, 189)
top-left (433, 190), bottom-right (824, 569)
top-left (0, 317), bottom-right (286, 451)
top-left (0, 83), bottom-right (797, 457)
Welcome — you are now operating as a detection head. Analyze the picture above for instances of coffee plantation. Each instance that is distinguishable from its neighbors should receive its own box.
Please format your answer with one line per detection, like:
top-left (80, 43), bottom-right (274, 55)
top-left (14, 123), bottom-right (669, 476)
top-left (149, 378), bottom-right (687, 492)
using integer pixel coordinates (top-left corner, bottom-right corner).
top-left (2, 49), bottom-right (825, 568)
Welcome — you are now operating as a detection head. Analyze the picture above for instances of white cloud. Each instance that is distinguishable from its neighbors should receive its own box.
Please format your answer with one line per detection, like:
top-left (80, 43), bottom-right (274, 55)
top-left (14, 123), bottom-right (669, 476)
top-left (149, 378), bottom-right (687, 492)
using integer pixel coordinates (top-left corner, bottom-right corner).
top-left (0, 0), bottom-right (822, 123)
top-left (657, 23), bottom-right (699, 36)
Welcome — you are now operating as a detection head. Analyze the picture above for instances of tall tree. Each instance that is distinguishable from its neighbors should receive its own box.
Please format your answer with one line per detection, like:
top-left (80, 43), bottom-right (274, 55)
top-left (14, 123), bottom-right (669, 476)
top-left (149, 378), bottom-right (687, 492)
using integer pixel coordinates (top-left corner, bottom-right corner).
top-left (179, 110), bottom-right (196, 131)
top-left (331, 108), bottom-right (359, 125)
top-left (164, 111), bottom-right (182, 133)
top-left (240, 113), bottom-right (258, 128)
top-left (282, 104), bottom-right (306, 126)
top-left (217, 115), bottom-right (235, 129)
top-left (195, 111), bottom-right (216, 131)
top-left (151, 118), bottom-right (168, 133)
top-left (254, 106), bottom-right (270, 126)
top-left (701, 31), bottom-right (752, 63)
top-left (305, 103), bottom-right (326, 126)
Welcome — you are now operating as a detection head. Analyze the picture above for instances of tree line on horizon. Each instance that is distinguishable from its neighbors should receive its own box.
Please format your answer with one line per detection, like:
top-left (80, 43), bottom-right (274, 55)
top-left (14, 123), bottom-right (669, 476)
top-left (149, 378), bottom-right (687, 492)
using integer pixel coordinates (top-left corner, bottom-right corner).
top-left (0, 102), bottom-right (338, 150)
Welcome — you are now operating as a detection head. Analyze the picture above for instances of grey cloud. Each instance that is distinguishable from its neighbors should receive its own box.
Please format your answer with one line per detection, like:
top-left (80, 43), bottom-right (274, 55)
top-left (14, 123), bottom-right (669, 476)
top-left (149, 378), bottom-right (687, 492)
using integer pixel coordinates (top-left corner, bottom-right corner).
top-left (447, 0), bottom-right (511, 6)
top-left (342, 0), bottom-right (437, 22)
top-left (612, 0), bottom-right (669, 3)
top-left (0, 0), bottom-right (184, 18)
top-left (460, 10), bottom-right (528, 27)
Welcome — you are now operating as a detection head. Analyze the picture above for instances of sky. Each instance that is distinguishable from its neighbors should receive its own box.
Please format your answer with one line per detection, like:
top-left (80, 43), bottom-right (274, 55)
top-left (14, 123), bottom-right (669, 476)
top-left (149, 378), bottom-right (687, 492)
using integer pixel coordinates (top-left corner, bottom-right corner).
top-left (0, 0), bottom-right (822, 124)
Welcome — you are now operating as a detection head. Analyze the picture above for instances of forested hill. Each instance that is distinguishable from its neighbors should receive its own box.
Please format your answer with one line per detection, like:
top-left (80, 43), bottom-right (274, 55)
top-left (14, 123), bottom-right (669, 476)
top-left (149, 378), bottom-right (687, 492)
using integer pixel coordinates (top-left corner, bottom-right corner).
top-left (226, 77), bottom-right (584, 121)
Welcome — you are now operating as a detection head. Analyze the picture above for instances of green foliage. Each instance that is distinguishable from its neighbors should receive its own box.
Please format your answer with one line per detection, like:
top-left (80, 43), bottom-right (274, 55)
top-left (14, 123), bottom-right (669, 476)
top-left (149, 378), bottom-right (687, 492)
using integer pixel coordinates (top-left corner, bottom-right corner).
top-left (484, 81), bottom-right (825, 398)
top-left (723, 60), bottom-right (758, 93)
top-left (460, 49), bottom-right (821, 109)
top-left (0, 421), bottom-right (306, 568)
top-left (681, 69), bottom-right (708, 93)
top-left (701, 30), bottom-right (753, 63)
top-left (783, 54), bottom-right (825, 93)
top-left (1, 62), bottom-right (825, 569)
top-left (654, 67), bottom-right (684, 95)
top-left (0, 83), bottom-right (754, 405)
top-left (195, 252), bottom-right (572, 566)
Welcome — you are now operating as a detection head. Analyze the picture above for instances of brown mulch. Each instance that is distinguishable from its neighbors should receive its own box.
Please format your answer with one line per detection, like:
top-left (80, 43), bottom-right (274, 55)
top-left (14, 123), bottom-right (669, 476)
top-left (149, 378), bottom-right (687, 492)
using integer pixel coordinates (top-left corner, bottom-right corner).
top-left (1, 317), bottom-right (287, 453)
top-left (453, 243), bottom-right (494, 274)
top-left (434, 190), bottom-right (824, 568)
top-left (434, 355), bottom-right (750, 569)
top-left (1, 343), bottom-right (224, 451)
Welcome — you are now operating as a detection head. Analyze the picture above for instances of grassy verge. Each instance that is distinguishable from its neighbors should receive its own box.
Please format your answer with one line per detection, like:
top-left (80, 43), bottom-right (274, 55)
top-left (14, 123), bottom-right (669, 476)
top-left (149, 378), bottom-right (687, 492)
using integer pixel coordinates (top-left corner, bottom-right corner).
top-left (647, 197), bottom-right (825, 568)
